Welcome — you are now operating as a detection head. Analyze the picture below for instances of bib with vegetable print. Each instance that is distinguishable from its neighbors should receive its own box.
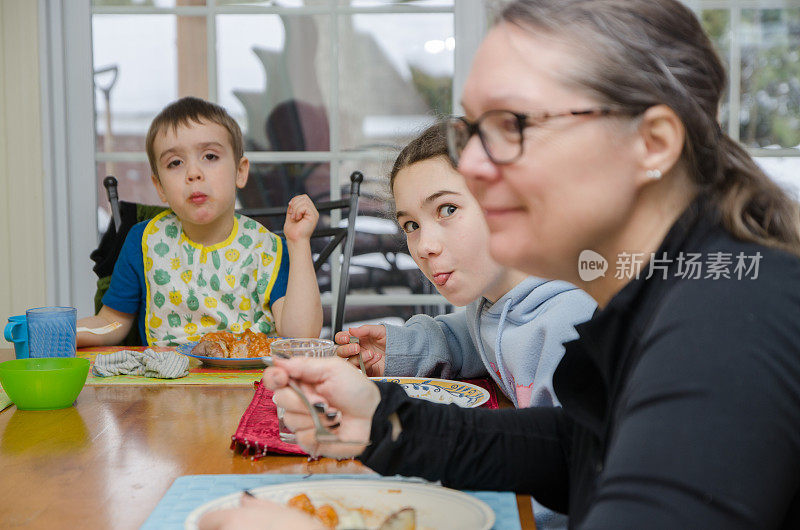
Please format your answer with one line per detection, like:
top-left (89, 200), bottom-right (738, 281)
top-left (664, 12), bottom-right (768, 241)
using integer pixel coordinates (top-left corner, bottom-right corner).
top-left (142, 211), bottom-right (282, 347)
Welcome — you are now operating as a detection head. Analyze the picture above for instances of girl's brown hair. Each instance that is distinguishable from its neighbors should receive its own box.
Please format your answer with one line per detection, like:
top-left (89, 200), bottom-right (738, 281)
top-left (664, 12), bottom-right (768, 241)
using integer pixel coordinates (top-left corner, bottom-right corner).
top-left (389, 122), bottom-right (451, 195)
top-left (501, 0), bottom-right (800, 254)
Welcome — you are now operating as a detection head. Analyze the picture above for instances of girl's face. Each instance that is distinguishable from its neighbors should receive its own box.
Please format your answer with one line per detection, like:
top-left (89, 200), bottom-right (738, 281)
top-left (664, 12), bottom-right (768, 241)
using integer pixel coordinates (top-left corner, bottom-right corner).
top-left (394, 156), bottom-right (507, 307)
top-left (457, 23), bottom-right (643, 284)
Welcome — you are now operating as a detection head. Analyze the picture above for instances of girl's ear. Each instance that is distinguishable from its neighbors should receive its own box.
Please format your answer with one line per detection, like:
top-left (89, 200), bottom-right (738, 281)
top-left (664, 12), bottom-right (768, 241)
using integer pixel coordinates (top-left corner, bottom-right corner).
top-left (633, 104), bottom-right (685, 186)
top-left (151, 174), bottom-right (168, 203)
top-left (235, 157), bottom-right (250, 189)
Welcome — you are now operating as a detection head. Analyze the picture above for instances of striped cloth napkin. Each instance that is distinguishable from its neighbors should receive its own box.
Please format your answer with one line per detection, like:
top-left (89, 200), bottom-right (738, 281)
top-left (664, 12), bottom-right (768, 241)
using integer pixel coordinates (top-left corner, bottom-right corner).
top-left (92, 349), bottom-right (189, 378)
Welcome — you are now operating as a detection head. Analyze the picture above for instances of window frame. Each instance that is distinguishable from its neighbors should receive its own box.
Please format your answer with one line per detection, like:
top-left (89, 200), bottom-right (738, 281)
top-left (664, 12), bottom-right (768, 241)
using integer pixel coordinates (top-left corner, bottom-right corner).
top-left (44, 0), bottom-right (800, 318)
top-left (42, 0), bottom-right (484, 318)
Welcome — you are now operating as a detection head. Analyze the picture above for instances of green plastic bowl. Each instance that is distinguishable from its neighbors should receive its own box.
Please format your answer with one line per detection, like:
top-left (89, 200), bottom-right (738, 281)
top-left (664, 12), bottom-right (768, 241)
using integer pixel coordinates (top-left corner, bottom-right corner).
top-left (0, 358), bottom-right (89, 411)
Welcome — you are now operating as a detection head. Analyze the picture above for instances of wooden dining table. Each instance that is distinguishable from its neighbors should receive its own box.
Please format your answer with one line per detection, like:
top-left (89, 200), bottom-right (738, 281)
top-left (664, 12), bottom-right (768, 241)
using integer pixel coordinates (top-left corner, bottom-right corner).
top-left (0, 348), bottom-right (536, 529)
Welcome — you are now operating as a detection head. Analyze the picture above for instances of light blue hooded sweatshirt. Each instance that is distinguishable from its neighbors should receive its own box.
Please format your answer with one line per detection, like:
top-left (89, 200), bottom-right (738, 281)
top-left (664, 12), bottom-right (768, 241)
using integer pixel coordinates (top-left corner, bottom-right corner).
top-left (384, 276), bottom-right (597, 406)
top-left (382, 276), bottom-right (597, 530)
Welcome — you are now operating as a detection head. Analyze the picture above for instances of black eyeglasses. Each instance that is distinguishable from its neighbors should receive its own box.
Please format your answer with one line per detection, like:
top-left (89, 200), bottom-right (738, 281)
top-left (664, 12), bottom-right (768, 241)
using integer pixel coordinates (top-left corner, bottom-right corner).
top-left (445, 107), bottom-right (633, 166)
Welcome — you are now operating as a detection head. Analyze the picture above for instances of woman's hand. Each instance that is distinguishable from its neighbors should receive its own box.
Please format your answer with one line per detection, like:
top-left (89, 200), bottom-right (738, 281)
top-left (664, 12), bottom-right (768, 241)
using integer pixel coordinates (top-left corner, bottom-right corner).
top-left (283, 194), bottom-right (319, 243)
top-left (263, 357), bottom-right (381, 459)
top-left (334, 326), bottom-right (387, 377)
top-left (198, 493), bottom-right (323, 530)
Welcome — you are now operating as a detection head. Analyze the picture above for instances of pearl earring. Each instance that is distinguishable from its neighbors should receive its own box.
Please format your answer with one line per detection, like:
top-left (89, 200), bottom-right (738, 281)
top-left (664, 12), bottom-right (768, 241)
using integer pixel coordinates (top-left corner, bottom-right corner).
top-left (646, 169), bottom-right (662, 180)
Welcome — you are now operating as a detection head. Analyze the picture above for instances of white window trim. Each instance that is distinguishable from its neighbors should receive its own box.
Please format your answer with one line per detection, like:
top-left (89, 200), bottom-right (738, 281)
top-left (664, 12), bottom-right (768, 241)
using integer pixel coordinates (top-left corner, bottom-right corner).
top-left (40, 0), bottom-right (97, 316)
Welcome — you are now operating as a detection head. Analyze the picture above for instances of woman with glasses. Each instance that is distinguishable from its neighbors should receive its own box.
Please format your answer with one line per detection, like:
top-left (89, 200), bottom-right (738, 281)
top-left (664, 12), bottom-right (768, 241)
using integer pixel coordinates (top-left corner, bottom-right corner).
top-left (201, 0), bottom-right (800, 528)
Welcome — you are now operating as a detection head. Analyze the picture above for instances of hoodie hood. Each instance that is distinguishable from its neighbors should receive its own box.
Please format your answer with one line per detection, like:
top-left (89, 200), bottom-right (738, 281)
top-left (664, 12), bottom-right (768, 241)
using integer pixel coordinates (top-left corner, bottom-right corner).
top-left (471, 276), bottom-right (597, 407)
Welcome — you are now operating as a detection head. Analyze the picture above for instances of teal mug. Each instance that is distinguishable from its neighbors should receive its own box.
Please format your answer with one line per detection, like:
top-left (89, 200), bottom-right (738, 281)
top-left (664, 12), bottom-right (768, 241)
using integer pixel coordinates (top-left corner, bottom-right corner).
top-left (4, 315), bottom-right (29, 359)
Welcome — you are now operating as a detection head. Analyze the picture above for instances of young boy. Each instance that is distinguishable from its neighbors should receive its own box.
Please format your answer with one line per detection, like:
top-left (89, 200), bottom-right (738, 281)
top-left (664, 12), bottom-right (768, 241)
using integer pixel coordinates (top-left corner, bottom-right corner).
top-left (78, 97), bottom-right (323, 347)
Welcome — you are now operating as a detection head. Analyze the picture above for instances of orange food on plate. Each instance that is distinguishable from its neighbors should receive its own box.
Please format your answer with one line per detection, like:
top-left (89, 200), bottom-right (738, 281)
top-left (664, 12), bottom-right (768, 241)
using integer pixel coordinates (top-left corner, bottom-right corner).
top-left (314, 504), bottom-right (339, 528)
top-left (286, 494), bottom-right (339, 529)
top-left (191, 329), bottom-right (277, 358)
top-left (287, 493), bottom-right (316, 516)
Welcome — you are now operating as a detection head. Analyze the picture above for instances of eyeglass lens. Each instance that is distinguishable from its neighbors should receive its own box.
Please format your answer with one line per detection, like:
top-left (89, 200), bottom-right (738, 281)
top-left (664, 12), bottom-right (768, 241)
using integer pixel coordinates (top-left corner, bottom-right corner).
top-left (446, 111), bottom-right (523, 165)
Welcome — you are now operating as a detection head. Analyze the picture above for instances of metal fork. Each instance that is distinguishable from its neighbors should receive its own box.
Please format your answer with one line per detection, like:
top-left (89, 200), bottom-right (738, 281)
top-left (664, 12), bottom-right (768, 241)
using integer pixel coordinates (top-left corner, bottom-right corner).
top-left (262, 355), bottom-right (370, 448)
top-left (349, 336), bottom-right (367, 375)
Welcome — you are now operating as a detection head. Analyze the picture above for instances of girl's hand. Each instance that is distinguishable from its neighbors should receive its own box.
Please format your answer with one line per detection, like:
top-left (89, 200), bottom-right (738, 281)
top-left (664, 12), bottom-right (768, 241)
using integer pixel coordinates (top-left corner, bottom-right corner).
top-left (198, 493), bottom-right (323, 530)
top-left (262, 357), bottom-right (380, 459)
top-left (334, 326), bottom-right (387, 377)
top-left (283, 194), bottom-right (319, 243)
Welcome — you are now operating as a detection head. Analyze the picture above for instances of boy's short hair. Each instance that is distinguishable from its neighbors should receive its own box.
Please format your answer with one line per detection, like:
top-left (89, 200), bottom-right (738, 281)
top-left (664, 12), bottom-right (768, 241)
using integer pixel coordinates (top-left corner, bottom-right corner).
top-left (145, 96), bottom-right (244, 179)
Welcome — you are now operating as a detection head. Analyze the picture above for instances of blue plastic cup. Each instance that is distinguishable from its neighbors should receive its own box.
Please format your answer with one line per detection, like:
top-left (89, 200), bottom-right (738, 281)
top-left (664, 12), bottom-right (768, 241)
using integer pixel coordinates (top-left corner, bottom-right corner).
top-left (26, 307), bottom-right (77, 358)
top-left (4, 315), bottom-right (29, 359)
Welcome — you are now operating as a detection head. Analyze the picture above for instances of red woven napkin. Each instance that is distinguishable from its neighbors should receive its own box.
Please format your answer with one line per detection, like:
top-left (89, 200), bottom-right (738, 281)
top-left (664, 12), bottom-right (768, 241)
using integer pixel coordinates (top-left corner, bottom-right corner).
top-left (230, 377), bottom-right (500, 460)
top-left (461, 378), bottom-right (500, 409)
top-left (230, 381), bottom-right (307, 459)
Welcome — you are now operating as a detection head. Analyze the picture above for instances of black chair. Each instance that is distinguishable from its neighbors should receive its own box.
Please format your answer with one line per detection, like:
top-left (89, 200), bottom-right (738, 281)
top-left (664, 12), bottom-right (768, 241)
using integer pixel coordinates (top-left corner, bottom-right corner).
top-left (238, 171), bottom-right (363, 336)
top-left (94, 171), bottom-right (363, 341)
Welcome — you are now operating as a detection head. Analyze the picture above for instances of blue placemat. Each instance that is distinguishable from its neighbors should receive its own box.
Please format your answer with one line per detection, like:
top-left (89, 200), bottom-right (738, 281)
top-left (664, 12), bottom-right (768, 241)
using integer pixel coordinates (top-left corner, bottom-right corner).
top-left (142, 473), bottom-right (521, 529)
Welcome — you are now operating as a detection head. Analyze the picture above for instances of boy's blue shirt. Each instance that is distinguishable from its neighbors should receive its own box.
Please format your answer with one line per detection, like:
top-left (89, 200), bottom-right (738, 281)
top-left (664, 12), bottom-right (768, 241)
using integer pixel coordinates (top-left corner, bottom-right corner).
top-left (102, 221), bottom-right (289, 344)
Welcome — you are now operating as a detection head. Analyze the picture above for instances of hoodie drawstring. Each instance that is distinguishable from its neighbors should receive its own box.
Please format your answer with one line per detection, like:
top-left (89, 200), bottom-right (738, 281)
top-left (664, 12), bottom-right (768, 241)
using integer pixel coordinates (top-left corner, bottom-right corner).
top-left (492, 297), bottom-right (516, 405)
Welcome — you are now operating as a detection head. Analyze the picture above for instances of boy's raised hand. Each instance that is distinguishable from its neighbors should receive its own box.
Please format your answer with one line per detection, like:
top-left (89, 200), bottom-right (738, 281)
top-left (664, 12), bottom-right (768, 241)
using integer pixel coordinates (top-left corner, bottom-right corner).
top-left (283, 194), bottom-right (319, 243)
top-left (334, 326), bottom-right (387, 377)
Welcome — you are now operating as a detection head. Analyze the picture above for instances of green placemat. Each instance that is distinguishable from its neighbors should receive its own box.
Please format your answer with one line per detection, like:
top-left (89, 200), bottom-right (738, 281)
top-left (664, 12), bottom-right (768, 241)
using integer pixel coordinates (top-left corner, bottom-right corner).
top-left (79, 348), bottom-right (262, 386)
top-left (86, 371), bottom-right (262, 386)
top-left (0, 385), bottom-right (12, 412)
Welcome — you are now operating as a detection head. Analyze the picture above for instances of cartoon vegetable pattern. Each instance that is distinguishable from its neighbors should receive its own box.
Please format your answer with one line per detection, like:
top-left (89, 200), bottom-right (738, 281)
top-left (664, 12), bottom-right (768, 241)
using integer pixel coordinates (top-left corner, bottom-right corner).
top-left (154, 242), bottom-right (169, 257)
top-left (187, 289), bottom-right (199, 311)
top-left (238, 234), bottom-right (253, 248)
top-left (168, 311), bottom-right (181, 327)
top-left (153, 269), bottom-right (170, 285)
top-left (220, 293), bottom-right (236, 310)
top-left (153, 291), bottom-right (165, 308)
top-left (145, 214), bottom-right (281, 344)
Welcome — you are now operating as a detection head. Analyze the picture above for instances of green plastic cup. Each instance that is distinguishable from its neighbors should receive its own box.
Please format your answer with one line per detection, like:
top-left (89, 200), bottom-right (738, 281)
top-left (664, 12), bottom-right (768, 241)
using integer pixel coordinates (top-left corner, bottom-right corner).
top-left (0, 358), bottom-right (89, 410)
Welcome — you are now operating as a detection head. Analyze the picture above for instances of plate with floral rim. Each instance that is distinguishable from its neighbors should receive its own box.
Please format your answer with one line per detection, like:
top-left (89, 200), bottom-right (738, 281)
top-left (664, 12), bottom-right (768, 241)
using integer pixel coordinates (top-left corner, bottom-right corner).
top-left (369, 377), bottom-right (490, 408)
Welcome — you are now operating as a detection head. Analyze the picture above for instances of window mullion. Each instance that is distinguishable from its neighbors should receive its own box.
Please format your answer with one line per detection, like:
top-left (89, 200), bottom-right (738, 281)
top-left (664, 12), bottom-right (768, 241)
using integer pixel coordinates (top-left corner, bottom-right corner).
top-left (328, 0), bottom-right (342, 327)
top-left (207, 0), bottom-right (217, 102)
top-left (728, 3), bottom-right (742, 141)
top-left (453, 0), bottom-right (486, 115)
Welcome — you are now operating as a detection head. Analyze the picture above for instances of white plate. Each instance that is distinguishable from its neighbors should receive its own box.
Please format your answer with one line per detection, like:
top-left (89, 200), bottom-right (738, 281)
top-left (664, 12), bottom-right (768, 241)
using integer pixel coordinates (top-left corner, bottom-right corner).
top-left (370, 377), bottom-right (490, 408)
top-left (184, 479), bottom-right (495, 530)
top-left (175, 341), bottom-right (270, 369)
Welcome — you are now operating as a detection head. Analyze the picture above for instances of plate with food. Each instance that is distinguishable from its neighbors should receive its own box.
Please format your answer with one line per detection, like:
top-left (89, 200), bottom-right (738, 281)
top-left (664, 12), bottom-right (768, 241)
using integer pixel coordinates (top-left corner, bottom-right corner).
top-left (369, 377), bottom-right (490, 408)
top-left (184, 479), bottom-right (495, 530)
top-left (176, 329), bottom-right (279, 369)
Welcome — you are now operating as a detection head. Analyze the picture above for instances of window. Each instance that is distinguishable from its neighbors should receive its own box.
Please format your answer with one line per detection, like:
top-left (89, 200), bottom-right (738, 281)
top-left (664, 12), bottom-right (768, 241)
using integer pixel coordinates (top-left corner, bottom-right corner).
top-left (696, 0), bottom-right (800, 198)
top-left (88, 0), bottom-right (476, 333)
top-left (48, 1), bottom-right (797, 320)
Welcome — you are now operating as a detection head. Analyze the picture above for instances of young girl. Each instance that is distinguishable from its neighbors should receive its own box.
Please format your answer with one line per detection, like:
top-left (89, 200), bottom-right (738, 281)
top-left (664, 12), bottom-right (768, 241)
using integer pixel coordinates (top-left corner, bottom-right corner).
top-left (336, 124), bottom-right (596, 411)
top-left (337, 124), bottom-right (595, 529)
